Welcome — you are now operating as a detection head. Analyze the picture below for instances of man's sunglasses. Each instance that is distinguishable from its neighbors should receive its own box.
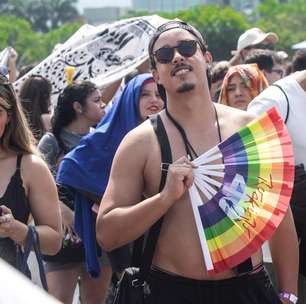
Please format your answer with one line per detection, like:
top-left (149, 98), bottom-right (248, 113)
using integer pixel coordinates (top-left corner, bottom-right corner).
top-left (153, 40), bottom-right (199, 64)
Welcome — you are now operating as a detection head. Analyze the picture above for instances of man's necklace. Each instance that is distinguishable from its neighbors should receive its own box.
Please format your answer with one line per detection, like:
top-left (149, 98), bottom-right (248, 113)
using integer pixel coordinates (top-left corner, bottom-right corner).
top-left (165, 104), bottom-right (222, 161)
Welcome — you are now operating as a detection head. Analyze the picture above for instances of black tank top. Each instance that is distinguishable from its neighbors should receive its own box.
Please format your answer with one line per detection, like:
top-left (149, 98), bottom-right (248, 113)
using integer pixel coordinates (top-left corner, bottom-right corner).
top-left (0, 154), bottom-right (30, 224)
top-left (0, 154), bottom-right (30, 267)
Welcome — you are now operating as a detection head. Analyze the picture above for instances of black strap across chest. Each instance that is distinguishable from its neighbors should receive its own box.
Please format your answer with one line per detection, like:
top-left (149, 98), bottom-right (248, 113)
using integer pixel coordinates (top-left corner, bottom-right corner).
top-left (271, 84), bottom-right (289, 123)
top-left (165, 103), bottom-right (222, 160)
top-left (131, 114), bottom-right (172, 283)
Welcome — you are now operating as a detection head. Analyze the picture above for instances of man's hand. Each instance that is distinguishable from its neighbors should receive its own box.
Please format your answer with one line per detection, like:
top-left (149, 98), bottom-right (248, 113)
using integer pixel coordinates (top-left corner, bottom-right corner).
top-left (161, 156), bottom-right (197, 207)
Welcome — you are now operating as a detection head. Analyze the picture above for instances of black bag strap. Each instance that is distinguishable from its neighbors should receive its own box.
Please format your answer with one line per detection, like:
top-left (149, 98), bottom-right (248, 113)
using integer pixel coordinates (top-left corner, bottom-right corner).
top-left (271, 84), bottom-right (289, 124)
top-left (16, 226), bottom-right (48, 291)
top-left (132, 114), bottom-right (172, 283)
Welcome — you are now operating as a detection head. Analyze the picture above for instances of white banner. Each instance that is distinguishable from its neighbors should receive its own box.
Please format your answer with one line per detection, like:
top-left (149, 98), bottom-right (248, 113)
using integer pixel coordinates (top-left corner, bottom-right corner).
top-left (14, 15), bottom-right (169, 104)
top-left (0, 47), bottom-right (10, 68)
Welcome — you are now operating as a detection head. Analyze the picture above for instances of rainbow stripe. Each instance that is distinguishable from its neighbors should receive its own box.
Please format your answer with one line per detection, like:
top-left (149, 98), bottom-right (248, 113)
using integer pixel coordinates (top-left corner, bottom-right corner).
top-left (191, 107), bottom-right (294, 275)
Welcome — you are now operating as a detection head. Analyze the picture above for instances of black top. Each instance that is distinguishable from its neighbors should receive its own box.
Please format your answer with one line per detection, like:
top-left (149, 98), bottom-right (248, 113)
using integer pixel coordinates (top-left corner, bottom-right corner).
top-left (0, 154), bottom-right (30, 267)
top-left (0, 154), bottom-right (30, 223)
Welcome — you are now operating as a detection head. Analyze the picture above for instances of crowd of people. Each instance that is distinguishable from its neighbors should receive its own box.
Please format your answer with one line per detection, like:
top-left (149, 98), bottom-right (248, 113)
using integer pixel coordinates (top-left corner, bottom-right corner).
top-left (0, 18), bottom-right (306, 304)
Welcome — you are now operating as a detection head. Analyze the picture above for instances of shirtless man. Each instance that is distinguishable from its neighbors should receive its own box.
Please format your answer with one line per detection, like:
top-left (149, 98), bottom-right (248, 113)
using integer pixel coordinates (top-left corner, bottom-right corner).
top-left (96, 21), bottom-right (298, 304)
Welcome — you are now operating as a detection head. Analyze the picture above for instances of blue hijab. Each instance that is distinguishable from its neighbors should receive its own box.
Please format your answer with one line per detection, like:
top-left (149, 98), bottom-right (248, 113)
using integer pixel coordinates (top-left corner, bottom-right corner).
top-left (56, 73), bottom-right (153, 276)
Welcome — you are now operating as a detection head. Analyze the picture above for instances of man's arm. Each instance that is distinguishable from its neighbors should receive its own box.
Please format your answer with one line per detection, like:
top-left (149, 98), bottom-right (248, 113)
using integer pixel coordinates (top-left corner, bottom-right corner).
top-left (96, 125), bottom-right (195, 251)
top-left (269, 207), bottom-right (299, 296)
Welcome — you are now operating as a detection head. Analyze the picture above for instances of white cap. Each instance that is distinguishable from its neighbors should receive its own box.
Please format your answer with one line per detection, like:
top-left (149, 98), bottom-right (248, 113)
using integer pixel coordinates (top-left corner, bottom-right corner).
top-left (231, 28), bottom-right (279, 55)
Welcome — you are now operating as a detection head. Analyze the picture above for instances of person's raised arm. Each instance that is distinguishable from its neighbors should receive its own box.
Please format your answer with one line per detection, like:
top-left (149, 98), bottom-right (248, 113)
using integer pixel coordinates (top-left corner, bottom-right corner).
top-left (101, 79), bottom-right (122, 105)
top-left (7, 48), bottom-right (18, 83)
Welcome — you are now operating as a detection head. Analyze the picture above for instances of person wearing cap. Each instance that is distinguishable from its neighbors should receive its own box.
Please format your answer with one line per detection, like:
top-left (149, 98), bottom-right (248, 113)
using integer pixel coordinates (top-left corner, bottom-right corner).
top-left (230, 28), bottom-right (279, 66)
top-left (96, 20), bottom-right (298, 304)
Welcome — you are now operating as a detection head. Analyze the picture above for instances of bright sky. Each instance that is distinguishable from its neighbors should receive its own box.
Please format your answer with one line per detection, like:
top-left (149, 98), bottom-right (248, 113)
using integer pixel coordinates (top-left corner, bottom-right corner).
top-left (77, 0), bottom-right (132, 12)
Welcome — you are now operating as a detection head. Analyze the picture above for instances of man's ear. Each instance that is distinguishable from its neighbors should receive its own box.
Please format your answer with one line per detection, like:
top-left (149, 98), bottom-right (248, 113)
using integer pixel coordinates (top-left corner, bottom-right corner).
top-left (205, 51), bottom-right (213, 64)
top-left (152, 69), bottom-right (160, 84)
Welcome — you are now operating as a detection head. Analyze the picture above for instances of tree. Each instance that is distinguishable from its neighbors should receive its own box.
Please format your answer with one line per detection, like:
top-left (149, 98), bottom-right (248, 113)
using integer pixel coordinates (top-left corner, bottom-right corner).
top-left (254, 0), bottom-right (306, 56)
top-left (0, 15), bottom-right (83, 66)
top-left (174, 5), bottom-right (249, 61)
top-left (0, 0), bottom-right (81, 33)
top-left (123, 5), bottom-right (249, 60)
top-left (0, 16), bottom-right (41, 66)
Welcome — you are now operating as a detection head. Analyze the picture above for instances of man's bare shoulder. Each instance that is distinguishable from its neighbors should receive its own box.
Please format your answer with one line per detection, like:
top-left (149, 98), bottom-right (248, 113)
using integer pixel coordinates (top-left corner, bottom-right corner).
top-left (216, 103), bottom-right (256, 136)
top-left (216, 104), bottom-right (256, 128)
top-left (115, 118), bottom-right (158, 160)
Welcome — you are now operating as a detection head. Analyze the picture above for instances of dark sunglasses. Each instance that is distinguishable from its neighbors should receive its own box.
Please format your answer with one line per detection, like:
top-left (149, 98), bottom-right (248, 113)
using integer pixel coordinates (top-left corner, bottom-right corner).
top-left (153, 40), bottom-right (199, 64)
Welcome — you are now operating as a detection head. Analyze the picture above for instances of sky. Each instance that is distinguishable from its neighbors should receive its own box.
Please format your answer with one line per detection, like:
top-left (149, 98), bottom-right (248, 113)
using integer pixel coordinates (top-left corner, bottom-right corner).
top-left (76, 0), bottom-right (132, 12)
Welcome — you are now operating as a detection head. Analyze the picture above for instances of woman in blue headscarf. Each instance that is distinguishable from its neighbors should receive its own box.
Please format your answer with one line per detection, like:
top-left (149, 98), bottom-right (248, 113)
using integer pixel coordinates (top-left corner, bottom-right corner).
top-left (56, 73), bottom-right (164, 280)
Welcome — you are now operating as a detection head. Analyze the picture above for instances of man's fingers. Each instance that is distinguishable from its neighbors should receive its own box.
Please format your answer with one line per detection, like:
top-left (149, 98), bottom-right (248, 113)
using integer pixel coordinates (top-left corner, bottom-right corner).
top-left (174, 156), bottom-right (198, 168)
top-left (184, 172), bottom-right (194, 189)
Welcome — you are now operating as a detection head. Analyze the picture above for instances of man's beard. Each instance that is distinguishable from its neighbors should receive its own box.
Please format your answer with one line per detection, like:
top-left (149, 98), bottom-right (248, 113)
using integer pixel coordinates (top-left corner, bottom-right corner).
top-left (176, 82), bottom-right (195, 93)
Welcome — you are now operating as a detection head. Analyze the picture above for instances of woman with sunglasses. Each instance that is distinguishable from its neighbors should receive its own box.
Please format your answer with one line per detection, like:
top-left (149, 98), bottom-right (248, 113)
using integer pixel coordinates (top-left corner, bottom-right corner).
top-left (0, 75), bottom-right (61, 271)
top-left (218, 64), bottom-right (268, 111)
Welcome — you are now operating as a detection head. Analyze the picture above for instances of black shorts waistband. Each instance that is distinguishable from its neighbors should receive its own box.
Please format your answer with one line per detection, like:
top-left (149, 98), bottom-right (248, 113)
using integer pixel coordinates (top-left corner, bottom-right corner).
top-left (149, 265), bottom-right (269, 288)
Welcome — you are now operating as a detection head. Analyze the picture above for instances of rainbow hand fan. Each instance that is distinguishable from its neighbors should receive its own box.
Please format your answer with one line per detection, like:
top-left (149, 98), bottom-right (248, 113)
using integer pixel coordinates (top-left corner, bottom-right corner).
top-left (189, 107), bottom-right (294, 275)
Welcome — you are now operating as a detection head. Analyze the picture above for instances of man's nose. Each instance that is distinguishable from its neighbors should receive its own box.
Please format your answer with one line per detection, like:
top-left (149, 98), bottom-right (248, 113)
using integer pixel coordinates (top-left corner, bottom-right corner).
top-left (172, 48), bottom-right (185, 63)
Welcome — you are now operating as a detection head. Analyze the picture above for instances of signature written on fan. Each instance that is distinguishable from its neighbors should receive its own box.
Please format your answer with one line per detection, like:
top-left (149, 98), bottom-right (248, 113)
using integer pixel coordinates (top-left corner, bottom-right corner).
top-left (241, 174), bottom-right (274, 239)
top-left (218, 173), bottom-right (275, 239)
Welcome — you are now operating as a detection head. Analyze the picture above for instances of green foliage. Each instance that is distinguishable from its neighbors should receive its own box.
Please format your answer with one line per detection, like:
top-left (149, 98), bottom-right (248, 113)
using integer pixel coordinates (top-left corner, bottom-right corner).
top-left (0, 16), bottom-right (40, 66)
top-left (0, 15), bottom-right (83, 66)
top-left (42, 22), bottom-right (83, 56)
top-left (0, 0), bottom-right (80, 33)
top-left (255, 0), bottom-right (306, 56)
top-left (123, 5), bottom-right (249, 61)
top-left (173, 5), bottom-right (249, 61)
top-left (1, 0), bottom-right (306, 67)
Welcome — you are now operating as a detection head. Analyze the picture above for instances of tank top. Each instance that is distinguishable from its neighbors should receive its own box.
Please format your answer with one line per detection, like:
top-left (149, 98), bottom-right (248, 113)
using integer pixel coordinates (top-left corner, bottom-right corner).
top-left (0, 154), bottom-right (30, 267)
